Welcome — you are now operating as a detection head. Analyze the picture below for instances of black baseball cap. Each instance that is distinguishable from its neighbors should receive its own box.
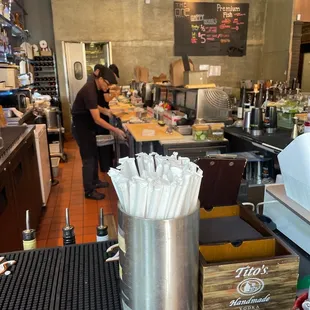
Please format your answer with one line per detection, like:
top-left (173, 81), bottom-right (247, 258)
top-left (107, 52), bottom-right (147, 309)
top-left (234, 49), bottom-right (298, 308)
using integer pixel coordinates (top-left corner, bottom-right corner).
top-left (109, 64), bottom-right (119, 78)
top-left (97, 66), bottom-right (118, 85)
top-left (94, 64), bottom-right (104, 71)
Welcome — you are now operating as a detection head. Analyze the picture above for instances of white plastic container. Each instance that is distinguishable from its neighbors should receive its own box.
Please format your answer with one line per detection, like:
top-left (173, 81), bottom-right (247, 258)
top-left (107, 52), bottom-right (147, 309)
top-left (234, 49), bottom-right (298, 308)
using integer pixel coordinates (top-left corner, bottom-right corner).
top-left (51, 157), bottom-right (60, 178)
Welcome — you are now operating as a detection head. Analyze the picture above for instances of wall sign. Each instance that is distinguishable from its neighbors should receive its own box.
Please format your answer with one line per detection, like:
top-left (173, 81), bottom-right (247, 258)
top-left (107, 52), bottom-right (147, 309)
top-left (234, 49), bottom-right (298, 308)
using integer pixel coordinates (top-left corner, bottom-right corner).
top-left (174, 2), bottom-right (249, 57)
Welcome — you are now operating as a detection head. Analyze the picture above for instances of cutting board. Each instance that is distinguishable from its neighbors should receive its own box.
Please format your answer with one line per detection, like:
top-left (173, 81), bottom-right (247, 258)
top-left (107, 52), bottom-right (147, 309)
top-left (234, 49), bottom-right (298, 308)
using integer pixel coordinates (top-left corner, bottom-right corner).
top-left (110, 102), bottom-right (134, 115)
top-left (117, 112), bottom-right (136, 122)
top-left (126, 123), bottom-right (184, 142)
top-left (296, 113), bottom-right (307, 122)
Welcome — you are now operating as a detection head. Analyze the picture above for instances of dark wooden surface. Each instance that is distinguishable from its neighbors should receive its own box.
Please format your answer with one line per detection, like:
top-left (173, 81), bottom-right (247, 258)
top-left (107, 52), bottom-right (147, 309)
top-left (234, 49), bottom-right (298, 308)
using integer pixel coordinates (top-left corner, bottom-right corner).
top-left (0, 127), bottom-right (42, 252)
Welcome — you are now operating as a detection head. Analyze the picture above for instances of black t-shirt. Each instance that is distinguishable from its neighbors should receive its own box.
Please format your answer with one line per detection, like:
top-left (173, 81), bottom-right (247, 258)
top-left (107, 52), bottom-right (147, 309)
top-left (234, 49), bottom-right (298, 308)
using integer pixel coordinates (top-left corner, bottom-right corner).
top-left (98, 89), bottom-right (110, 109)
top-left (71, 81), bottom-right (99, 130)
top-left (71, 81), bottom-right (99, 115)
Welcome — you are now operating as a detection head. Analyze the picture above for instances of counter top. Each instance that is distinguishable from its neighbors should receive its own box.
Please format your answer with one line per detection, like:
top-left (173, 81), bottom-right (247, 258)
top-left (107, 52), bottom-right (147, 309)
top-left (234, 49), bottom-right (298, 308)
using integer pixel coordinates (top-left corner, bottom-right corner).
top-left (126, 123), bottom-right (184, 142)
top-left (266, 184), bottom-right (310, 225)
top-left (159, 135), bottom-right (228, 145)
top-left (0, 125), bottom-right (35, 169)
top-left (5, 107), bottom-right (34, 125)
top-left (110, 102), bottom-right (134, 115)
top-left (224, 127), bottom-right (293, 153)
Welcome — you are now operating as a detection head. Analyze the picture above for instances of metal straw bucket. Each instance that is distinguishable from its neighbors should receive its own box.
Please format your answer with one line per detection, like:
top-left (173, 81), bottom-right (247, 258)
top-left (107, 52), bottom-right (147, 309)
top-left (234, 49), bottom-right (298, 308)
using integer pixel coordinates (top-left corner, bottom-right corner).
top-left (118, 206), bottom-right (199, 310)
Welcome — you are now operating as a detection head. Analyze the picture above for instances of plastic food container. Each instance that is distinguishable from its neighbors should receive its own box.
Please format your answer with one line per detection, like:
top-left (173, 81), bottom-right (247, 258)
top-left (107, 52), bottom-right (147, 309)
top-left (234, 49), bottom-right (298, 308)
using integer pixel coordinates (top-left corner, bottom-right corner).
top-left (192, 124), bottom-right (210, 141)
top-left (51, 157), bottom-right (60, 178)
top-left (207, 123), bottom-right (224, 141)
top-left (192, 123), bottom-right (224, 141)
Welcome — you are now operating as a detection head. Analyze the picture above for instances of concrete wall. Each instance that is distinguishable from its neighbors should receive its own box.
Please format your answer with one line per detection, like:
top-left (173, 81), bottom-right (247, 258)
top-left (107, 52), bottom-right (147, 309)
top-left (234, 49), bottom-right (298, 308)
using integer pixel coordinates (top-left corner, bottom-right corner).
top-left (51, 0), bottom-right (267, 87)
top-left (24, 0), bottom-right (55, 50)
top-left (51, 0), bottom-right (267, 130)
top-left (261, 0), bottom-right (294, 81)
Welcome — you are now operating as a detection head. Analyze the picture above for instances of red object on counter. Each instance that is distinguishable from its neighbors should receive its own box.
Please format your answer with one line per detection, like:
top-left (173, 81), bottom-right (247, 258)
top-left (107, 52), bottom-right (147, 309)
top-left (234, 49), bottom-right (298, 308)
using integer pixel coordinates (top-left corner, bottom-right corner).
top-left (293, 293), bottom-right (308, 310)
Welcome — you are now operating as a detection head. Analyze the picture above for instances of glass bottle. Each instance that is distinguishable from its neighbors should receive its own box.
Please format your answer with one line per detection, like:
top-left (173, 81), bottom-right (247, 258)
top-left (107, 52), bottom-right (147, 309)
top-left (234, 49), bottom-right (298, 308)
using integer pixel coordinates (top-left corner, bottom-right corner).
top-left (304, 114), bottom-right (310, 134)
top-left (237, 86), bottom-right (246, 119)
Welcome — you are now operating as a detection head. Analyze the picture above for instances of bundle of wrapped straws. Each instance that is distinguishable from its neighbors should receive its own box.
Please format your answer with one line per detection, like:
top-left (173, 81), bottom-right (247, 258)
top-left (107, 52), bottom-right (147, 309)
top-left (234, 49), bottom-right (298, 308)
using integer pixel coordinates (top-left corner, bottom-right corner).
top-left (108, 152), bottom-right (203, 219)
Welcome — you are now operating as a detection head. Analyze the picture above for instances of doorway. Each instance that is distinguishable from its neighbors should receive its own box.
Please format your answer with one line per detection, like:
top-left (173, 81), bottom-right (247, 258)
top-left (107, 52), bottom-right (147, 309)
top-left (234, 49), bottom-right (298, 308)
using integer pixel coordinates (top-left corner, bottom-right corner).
top-left (63, 41), bottom-right (112, 105)
top-left (85, 42), bottom-right (112, 76)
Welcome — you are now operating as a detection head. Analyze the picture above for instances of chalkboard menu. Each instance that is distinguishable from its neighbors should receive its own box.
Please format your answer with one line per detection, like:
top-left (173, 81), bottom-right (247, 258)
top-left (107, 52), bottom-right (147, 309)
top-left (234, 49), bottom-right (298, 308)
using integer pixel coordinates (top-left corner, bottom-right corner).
top-left (174, 2), bottom-right (249, 57)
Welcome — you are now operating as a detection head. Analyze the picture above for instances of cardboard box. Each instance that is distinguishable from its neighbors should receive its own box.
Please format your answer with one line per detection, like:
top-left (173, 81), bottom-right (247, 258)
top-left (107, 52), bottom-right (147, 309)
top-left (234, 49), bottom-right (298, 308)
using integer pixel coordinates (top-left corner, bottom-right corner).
top-left (40, 50), bottom-right (53, 57)
top-left (170, 58), bottom-right (194, 87)
top-left (163, 110), bottom-right (186, 126)
top-left (183, 71), bottom-right (208, 86)
top-left (134, 66), bottom-right (149, 83)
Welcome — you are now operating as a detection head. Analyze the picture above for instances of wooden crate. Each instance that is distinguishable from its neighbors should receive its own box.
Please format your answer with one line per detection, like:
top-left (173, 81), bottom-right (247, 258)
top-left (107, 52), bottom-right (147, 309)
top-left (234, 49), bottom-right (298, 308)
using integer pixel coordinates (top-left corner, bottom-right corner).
top-left (199, 206), bottom-right (299, 310)
top-left (200, 205), bottom-right (273, 244)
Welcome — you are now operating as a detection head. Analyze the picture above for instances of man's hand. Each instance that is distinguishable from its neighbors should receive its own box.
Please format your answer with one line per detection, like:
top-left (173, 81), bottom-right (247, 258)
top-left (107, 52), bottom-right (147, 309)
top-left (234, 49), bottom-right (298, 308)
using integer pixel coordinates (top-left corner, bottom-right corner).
top-left (105, 109), bottom-right (113, 119)
top-left (109, 85), bottom-right (120, 91)
top-left (115, 128), bottom-right (127, 140)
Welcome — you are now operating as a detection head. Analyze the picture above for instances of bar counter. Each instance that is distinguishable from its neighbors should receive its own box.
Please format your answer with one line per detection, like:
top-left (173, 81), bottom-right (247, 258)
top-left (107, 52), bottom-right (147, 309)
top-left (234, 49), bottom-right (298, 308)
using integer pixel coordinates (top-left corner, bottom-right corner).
top-left (0, 125), bottom-right (42, 253)
top-left (224, 126), bottom-right (293, 154)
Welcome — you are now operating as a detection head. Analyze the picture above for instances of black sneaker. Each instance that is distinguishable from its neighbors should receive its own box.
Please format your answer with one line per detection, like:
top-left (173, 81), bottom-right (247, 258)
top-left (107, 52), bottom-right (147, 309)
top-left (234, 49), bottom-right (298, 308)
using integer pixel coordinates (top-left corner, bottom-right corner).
top-left (95, 181), bottom-right (109, 189)
top-left (85, 190), bottom-right (105, 200)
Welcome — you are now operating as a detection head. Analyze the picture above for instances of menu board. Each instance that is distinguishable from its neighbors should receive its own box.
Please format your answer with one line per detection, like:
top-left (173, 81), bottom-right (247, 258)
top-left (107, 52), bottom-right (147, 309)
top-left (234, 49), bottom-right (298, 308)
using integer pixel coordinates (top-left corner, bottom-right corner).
top-left (174, 2), bottom-right (249, 57)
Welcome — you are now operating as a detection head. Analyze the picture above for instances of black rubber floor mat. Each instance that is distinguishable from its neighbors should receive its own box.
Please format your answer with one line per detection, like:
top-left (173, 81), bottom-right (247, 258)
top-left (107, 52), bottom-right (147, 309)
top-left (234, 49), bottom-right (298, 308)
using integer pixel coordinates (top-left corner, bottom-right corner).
top-left (57, 242), bottom-right (121, 310)
top-left (0, 247), bottom-right (62, 310)
top-left (0, 241), bottom-right (120, 310)
top-left (0, 126), bottom-right (27, 159)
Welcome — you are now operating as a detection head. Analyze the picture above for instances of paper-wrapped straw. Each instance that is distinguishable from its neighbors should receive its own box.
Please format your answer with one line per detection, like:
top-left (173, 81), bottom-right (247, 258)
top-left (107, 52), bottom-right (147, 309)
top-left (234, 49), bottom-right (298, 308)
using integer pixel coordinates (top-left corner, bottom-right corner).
top-left (158, 181), bottom-right (171, 219)
top-left (147, 180), bottom-right (163, 219)
top-left (133, 176), bottom-right (148, 217)
top-left (108, 152), bottom-right (203, 219)
top-left (174, 173), bottom-right (191, 218)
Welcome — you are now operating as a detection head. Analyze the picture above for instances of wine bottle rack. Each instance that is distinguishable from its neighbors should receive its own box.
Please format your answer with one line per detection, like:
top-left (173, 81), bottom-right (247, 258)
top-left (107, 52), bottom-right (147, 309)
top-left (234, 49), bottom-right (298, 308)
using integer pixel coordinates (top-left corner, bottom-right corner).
top-left (30, 56), bottom-right (59, 97)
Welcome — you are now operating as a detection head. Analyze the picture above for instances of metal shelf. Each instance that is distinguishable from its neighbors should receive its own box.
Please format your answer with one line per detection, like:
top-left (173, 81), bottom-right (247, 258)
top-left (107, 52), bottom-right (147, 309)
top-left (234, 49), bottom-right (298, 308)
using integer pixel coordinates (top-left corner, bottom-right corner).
top-left (0, 14), bottom-right (29, 39)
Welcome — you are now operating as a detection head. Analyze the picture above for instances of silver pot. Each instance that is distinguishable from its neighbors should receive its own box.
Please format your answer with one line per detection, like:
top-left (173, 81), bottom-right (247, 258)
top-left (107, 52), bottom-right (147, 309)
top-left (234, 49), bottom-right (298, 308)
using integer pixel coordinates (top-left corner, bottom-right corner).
top-left (118, 206), bottom-right (199, 310)
top-left (45, 107), bottom-right (58, 128)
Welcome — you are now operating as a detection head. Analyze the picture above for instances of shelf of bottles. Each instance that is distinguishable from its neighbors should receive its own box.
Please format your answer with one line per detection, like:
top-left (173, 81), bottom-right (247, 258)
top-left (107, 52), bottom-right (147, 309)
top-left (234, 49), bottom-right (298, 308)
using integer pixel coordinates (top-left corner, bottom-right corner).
top-left (31, 56), bottom-right (58, 97)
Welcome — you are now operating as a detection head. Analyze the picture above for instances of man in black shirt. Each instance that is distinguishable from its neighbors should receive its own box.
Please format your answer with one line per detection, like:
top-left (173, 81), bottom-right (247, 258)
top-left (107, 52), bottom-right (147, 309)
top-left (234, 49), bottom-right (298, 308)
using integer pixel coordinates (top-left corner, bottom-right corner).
top-left (71, 66), bottom-right (126, 200)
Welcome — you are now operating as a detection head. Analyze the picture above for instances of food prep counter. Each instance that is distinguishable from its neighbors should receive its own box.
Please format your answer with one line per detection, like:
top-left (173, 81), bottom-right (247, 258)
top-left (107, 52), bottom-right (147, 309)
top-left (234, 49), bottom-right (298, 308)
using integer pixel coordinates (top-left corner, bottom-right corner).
top-left (123, 123), bottom-right (228, 158)
top-left (0, 125), bottom-right (42, 253)
top-left (159, 135), bottom-right (228, 159)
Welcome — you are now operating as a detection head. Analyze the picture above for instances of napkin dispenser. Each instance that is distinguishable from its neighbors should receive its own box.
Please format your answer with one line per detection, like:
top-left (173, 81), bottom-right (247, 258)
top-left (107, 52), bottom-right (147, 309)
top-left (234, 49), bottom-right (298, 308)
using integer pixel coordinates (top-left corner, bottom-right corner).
top-left (278, 133), bottom-right (310, 211)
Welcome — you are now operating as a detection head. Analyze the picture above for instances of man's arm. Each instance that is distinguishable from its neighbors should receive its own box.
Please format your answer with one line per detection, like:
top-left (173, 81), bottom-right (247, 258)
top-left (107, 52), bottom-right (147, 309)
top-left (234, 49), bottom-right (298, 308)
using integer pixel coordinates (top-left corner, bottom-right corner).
top-left (98, 105), bottom-right (112, 118)
top-left (89, 108), bottom-right (126, 139)
top-left (104, 91), bottom-right (119, 103)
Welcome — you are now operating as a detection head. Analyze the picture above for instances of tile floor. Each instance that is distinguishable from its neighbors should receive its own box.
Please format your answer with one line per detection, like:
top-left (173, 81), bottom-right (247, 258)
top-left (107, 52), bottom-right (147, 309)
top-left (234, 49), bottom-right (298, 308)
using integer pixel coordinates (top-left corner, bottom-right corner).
top-left (36, 139), bottom-right (118, 248)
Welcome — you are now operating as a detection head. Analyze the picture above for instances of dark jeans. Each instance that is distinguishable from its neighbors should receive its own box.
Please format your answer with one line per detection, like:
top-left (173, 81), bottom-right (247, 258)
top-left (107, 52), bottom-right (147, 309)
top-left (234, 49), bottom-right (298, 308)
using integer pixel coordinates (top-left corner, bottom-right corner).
top-left (72, 123), bottom-right (99, 194)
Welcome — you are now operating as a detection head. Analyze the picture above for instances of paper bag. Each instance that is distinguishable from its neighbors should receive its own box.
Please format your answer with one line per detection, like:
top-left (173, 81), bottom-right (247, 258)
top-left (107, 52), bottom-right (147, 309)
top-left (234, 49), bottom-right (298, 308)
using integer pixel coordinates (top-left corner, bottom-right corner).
top-left (134, 66), bottom-right (149, 83)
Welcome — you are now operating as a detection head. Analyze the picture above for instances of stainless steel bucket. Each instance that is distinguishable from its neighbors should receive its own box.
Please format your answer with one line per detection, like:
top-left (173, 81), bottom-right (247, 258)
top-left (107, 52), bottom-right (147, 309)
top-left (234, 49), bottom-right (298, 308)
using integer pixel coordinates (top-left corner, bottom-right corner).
top-left (45, 107), bottom-right (58, 129)
top-left (118, 206), bottom-right (199, 310)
